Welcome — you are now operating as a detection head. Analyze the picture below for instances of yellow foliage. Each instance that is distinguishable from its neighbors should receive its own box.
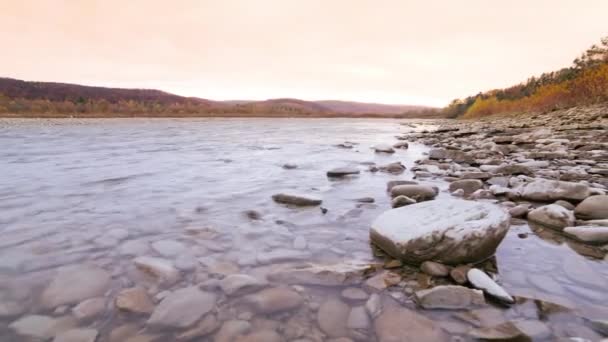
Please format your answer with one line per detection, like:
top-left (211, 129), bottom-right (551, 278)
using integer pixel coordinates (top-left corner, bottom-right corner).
top-left (463, 62), bottom-right (608, 118)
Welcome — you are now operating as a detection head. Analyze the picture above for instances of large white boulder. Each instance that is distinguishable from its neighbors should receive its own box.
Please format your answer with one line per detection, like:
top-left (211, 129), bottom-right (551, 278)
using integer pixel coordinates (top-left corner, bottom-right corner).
top-left (370, 199), bottom-right (510, 265)
top-left (515, 179), bottom-right (590, 202)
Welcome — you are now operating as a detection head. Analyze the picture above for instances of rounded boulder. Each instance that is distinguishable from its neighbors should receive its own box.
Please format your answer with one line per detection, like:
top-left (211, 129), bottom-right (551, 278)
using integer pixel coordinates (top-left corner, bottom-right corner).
top-left (370, 199), bottom-right (510, 265)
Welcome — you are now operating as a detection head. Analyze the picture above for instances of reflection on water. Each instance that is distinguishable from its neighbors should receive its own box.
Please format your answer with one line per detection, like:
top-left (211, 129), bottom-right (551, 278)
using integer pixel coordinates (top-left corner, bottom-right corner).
top-left (0, 118), bottom-right (607, 341)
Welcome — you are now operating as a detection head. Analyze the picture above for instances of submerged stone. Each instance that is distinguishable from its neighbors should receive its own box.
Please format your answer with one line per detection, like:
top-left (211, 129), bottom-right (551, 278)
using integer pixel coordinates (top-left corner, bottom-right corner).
top-left (240, 287), bottom-right (303, 314)
top-left (415, 285), bottom-right (485, 309)
top-left (148, 287), bottom-right (216, 328)
top-left (271, 193), bottom-right (322, 206)
top-left (41, 265), bottom-right (111, 309)
top-left (374, 307), bottom-right (447, 342)
top-left (327, 167), bottom-right (360, 178)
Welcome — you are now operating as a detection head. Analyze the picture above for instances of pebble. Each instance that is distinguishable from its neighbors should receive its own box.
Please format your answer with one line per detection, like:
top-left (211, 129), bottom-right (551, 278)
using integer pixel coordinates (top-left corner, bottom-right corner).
top-left (467, 269), bottom-right (514, 304)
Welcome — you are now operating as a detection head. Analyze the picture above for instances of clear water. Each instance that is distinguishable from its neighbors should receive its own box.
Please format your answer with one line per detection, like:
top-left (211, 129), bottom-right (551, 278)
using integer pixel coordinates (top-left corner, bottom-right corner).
top-left (0, 118), bottom-right (606, 341)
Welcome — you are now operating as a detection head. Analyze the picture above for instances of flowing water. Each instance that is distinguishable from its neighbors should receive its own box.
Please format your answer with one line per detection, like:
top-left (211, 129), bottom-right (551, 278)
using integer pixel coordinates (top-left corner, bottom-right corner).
top-left (0, 118), bottom-right (607, 341)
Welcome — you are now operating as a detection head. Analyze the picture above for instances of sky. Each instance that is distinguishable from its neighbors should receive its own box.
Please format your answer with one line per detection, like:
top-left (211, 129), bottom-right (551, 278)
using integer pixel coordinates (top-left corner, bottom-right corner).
top-left (1, 0), bottom-right (607, 107)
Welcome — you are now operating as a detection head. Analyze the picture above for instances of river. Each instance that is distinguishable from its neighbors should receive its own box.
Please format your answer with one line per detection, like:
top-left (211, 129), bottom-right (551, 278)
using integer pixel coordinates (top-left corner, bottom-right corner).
top-left (0, 118), bottom-right (606, 341)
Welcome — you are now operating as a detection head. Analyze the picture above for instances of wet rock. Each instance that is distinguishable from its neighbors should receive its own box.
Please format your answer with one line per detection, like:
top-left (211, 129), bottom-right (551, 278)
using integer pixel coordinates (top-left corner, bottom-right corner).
top-left (365, 294), bottom-right (382, 319)
top-left (420, 261), bottom-right (450, 277)
top-left (119, 239), bottom-right (150, 256)
top-left (378, 162), bottom-right (406, 174)
top-left (72, 297), bottom-right (105, 321)
top-left (391, 195), bottom-right (416, 208)
top-left (449, 179), bottom-right (483, 196)
top-left (374, 306), bottom-right (447, 342)
top-left (244, 210), bottom-right (262, 220)
top-left (468, 322), bottom-right (527, 341)
top-left (341, 288), bottom-right (369, 301)
top-left (108, 324), bottom-right (139, 342)
top-left (492, 164), bottom-right (533, 176)
top-left (336, 142), bottom-right (355, 149)
top-left (202, 259), bottom-right (240, 276)
top-left (516, 179), bottom-right (591, 202)
top-left (383, 259), bottom-right (403, 269)
top-left (575, 195), bottom-right (608, 220)
top-left (41, 264), bottom-right (111, 309)
top-left (318, 298), bottom-right (350, 338)
top-left (9, 315), bottom-right (77, 340)
top-left (527, 204), bottom-right (575, 231)
top-left (327, 167), bottom-right (360, 178)
top-left (151, 239), bottom-right (186, 257)
top-left (134, 256), bottom-right (180, 285)
top-left (370, 199), bottom-right (510, 265)
top-left (115, 287), bottom-right (155, 314)
top-left (467, 269), bottom-right (514, 304)
top-left (451, 188), bottom-right (465, 197)
top-left (241, 287), bottom-right (303, 314)
top-left (0, 299), bottom-right (25, 317)
top-left (429, 148), bottom-right (474, 164)
top-left (390, 184), bottom-right (437, 201)
top-left (513, 320), bottom-right (552, 339)
top-left (450, 265), bottom-right (471, 284)
top-left (508, 204), bottom-right (530, 218)
top-left (347, 306), bottom-right (371, 330)
top-left (267, 262), bottom-right (371, 286)
top-left (256, 249), bottom-right (311, 264)
top-left (176, 314), bottom-right (220, 341)
top-left (174, 253), bottom-right (197, 271)
top-left (462, 172), bottom-right (492, 180)
top-left (554, 200), bottom-right (575, 210)
top-left (214, 320), bottom-right (251, 342)
top-left (220, 274), bottom-right (268, 296)
top-left (470, 189), bottom-right (495, 200)
top-left (373, 144), bottom-right (395, 153)
top-left (393, 141), bottom-right (409, 149)
top-left (589, 319), bottom-right (608, 336)
top-left (148, 286), bottom-right (216, 328)
top-left (386, 180), bottom-right (417, 192)
top-left (235, 330), bottom-right (282, 342)
top-left (356, 197), bottom-right (375, 203)
top-left (415, 285), bottom-right (485, 309)
top-left (53, 328), bottom-right (98, 342)
top-left (364, 271), bottom-right (401, 290)
top-left (563, 226), bottom-right (608, 244)
top-left (272, 193), bottom-right (322, 206)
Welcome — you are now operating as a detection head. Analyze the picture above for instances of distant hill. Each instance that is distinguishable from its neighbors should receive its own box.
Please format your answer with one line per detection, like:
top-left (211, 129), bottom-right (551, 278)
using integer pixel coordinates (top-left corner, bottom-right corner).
top-left (0, 77), bottom-right (216, 106)
top-left (315, 100), bottom-right (428, 115)
top-left (0, 77), bottom-right (440, 118)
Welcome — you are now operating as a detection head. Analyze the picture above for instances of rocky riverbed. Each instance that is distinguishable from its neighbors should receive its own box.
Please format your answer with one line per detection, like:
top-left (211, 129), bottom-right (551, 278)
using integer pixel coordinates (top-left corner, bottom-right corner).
top-left (0, 114), bottom-right (607, 342)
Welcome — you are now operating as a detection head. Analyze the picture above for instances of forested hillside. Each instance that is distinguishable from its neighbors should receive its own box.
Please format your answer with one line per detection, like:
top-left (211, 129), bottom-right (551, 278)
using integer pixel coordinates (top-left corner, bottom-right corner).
top-left (443, 36), bottom-right (608, 118)
top-left (0, 78), bottom-right (438, 117)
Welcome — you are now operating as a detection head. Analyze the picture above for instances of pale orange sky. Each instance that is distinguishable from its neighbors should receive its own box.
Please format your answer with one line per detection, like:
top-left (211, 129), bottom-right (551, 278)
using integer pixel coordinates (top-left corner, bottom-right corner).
top-left (1, 0), bottom-right (606, 106)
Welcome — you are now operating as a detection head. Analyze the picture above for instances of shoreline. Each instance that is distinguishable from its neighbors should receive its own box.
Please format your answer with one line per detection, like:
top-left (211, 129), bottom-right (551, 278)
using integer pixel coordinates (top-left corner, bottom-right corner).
top-left (0, 113), bottom-right (446, 120)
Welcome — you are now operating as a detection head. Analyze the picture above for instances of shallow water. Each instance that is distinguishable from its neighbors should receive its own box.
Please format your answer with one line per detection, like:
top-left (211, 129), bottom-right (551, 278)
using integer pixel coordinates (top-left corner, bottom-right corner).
top-left (0, 118), bottom-right (607, 341)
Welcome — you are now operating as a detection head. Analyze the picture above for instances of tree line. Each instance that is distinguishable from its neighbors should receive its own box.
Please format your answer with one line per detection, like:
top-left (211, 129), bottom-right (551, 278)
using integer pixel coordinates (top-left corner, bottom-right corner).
top-left (442, 36), bottom-right (608, 118)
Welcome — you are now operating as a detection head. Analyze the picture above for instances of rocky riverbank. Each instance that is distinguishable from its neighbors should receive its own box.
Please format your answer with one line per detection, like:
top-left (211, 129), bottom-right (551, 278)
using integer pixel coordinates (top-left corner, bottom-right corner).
top-left (1, 111), bottom-right (607, 342)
